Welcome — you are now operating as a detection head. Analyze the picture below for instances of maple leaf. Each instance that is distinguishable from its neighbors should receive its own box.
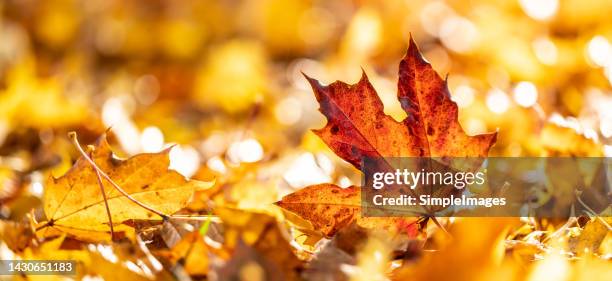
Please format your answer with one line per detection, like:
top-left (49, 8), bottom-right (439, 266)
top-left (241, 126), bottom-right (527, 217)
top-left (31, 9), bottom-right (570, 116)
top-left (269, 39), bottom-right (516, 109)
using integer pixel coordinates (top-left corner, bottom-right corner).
top-left (41, 135), bottom-right (213, 239)
top-left (569, 207), bottom-right (612, 255)
top-left (276, 37), bottom-right (497, 237)
top-left (276, 184), bottom-right (423, 237)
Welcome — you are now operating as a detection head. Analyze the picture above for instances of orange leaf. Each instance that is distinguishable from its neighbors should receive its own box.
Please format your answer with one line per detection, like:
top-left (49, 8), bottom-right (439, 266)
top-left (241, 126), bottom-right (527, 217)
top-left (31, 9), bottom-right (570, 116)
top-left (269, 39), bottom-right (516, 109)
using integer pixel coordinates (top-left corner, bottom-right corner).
top-left (276, 184), bottom-right (423, 237)
top-left (277, 37), bottom-right (496, 237)
top-left (308, 38), bottom-right (496, 168)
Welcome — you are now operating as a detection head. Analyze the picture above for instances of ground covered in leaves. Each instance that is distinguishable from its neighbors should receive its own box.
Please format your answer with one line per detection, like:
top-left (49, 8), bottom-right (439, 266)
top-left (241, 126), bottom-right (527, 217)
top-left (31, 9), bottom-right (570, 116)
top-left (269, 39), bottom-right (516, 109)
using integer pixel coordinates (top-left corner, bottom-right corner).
top-left (1, 1), bottom-right (612, 281)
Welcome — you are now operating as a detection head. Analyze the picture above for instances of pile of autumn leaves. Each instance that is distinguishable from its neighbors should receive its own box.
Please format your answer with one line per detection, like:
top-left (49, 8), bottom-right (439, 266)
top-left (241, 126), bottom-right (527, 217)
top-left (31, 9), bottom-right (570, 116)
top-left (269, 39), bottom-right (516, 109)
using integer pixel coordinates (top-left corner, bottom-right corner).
top-left (2, 39), bottom-right (610, 281)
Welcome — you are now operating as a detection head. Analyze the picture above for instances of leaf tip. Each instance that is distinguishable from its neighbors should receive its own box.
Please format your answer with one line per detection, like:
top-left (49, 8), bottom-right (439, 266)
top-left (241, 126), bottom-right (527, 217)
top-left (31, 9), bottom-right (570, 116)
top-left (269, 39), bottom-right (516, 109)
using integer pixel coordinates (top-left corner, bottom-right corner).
top-left (302, 72), bottom-right (322, 89)
top-left (490, 130), bottom-right (499, 145)
top-left (405, 35), bottom-right (426, 64)
top-left (162, 144), bottom-right (176, 154)
top-left (358, 67), bottom-right (370, 83)
top-left (300, 70), bottom-right (310, 79)
top-left (407, 33), bottom-right (417, 50)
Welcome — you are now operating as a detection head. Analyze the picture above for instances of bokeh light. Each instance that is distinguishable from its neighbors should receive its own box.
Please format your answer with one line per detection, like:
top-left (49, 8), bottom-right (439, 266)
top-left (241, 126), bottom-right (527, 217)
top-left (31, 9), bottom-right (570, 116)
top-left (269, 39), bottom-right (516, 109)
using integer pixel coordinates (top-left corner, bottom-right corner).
top-left (532, 37), bottom-right (558, 65)
top-left (513, 81), bottom-right (538, 107)
top-left (140, 126), bottom-right (164, 153)
top-left (519, 0), bottom-right (559, 21)
top-left (486, 88), bottom-right (511, 114)
top-left (586, 36), bottom-right (611, 67)
top-left (451, 85), bottom-right (475, 108)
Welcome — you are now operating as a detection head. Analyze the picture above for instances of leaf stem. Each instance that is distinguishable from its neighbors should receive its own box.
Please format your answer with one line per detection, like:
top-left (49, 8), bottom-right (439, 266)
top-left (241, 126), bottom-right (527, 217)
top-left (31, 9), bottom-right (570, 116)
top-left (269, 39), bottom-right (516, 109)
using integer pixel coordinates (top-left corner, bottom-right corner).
top-left (91, 150), bottom-right (116, 241)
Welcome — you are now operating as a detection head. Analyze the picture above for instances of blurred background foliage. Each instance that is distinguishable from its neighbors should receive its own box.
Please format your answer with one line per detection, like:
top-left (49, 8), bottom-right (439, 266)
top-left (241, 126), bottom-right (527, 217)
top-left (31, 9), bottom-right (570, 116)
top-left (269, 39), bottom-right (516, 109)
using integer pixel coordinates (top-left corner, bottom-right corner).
top-left (2, 0), bottom-right (612, 228)
top-left (1, 0), bottom-right (611, 160)
top-left (1, 0), bottom-right (611, 215)
top-left (0, 1), bottom-right (611, 279)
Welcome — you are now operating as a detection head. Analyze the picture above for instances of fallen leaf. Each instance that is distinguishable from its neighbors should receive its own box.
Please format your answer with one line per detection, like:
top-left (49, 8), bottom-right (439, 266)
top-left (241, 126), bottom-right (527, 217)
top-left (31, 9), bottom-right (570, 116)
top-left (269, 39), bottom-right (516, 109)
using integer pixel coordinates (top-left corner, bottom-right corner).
top-left (0, 220), bottom-right (34, 252)
top-left (20, 235), bottom-right (90, 279)
top-left (308, 38), bottom-right (496, 169)
top-left (41, 135), bottom-right (213, 240)
top-left (276, 184), bottom-right (359, 237)
top-left (276, 37), bottom-right (496, 237)
top-left (86, 238), bottom-right (174, 281)
top-left (570, 208), bottom-right (612, 255)
top-left (276, 184), bottom-right (424, 237)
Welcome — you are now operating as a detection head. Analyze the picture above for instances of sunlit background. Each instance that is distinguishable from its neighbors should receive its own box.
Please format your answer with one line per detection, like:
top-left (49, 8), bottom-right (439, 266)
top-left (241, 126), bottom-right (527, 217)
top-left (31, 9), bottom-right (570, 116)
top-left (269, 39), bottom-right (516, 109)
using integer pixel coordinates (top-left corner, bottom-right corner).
top-left (1, 0), bottom-right (611, 198)
top-left (0, 1), bottom-right (611, 279)
top-left (0, 0), bottom-right (610, 210)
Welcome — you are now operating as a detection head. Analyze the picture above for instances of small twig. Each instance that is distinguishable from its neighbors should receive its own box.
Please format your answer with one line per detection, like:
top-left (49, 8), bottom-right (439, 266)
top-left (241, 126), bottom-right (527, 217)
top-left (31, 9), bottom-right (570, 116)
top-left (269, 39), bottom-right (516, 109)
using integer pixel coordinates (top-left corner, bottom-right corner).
top-left (169, 215), bottom-right (221, 223)
top-left (91, 150), bottom-right (116, 241)
top-left (69, 132), bottom-right (169, 220)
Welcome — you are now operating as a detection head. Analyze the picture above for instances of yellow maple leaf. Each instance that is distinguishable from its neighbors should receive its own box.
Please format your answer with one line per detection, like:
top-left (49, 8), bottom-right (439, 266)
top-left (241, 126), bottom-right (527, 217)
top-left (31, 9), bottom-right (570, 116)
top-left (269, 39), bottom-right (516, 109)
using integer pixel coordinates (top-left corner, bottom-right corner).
top-left (41, 134), bottom-right (213, 239)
